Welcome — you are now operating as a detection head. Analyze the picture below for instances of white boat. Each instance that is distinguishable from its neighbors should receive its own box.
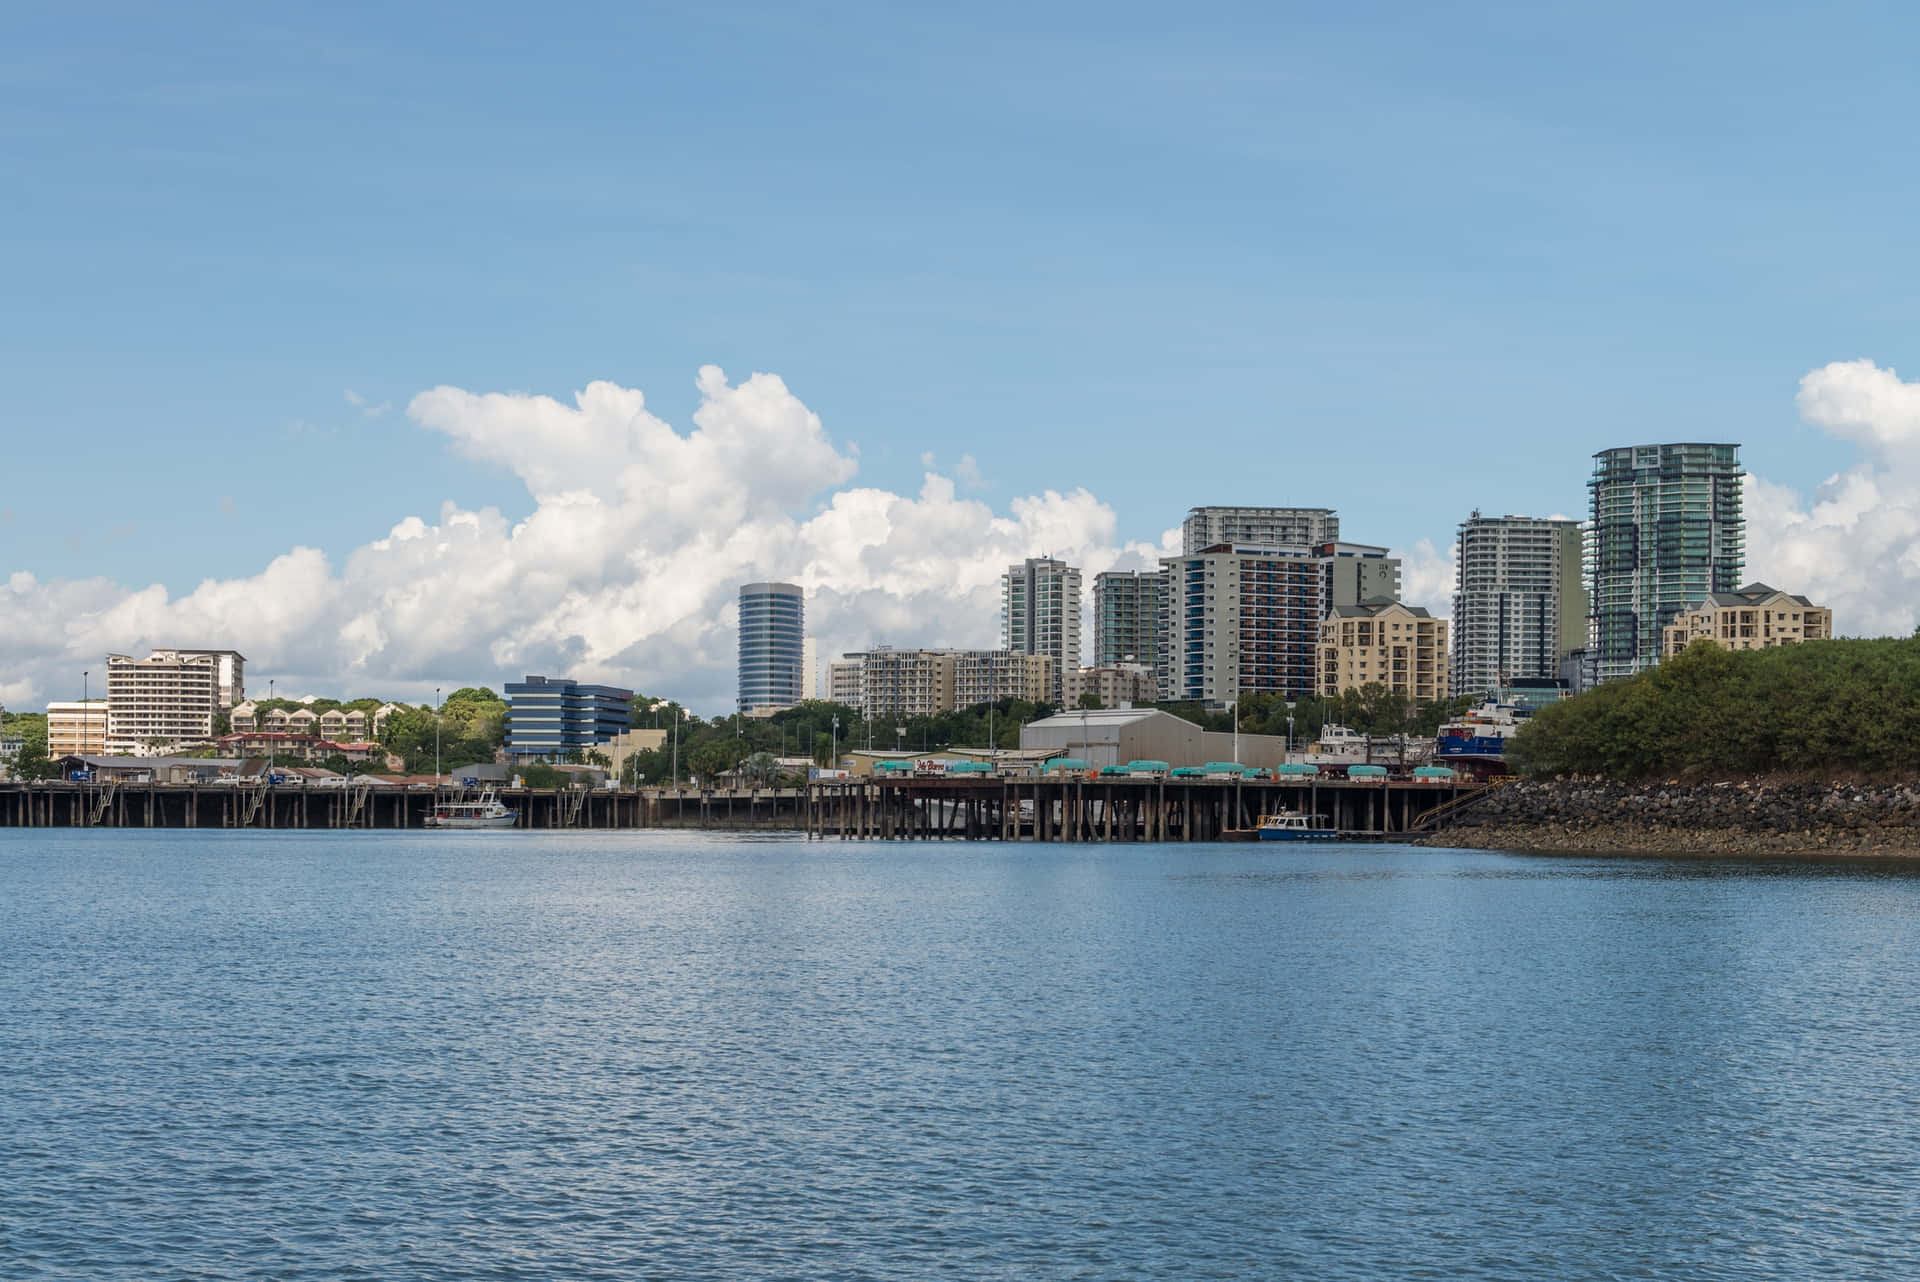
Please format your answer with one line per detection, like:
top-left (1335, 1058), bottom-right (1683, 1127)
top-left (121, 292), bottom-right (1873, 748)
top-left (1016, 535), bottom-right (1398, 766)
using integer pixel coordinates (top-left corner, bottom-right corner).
top-left (424, 787), bottom-right (519, 829)
top-left (1256, 811), bottom-right (1338, 842)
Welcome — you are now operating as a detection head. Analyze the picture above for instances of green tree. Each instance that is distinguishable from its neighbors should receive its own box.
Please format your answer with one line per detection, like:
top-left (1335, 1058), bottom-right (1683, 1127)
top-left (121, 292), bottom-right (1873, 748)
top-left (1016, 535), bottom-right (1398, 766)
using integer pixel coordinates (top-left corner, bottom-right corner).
top-left (621, 747), bottom-right (667, 787)
top-left (517, 761), bottom-right (574, 788)
top-left (11, 737), bottom-right (56, 781)
top-left (1076, 692), bottom-right (1104, 710)
top-left (742, 751), bottom-right (778, 786)
top-left (687, 739), bottom-right (744, 784)
top-left (1343, 684), bottom-right (1411, 737)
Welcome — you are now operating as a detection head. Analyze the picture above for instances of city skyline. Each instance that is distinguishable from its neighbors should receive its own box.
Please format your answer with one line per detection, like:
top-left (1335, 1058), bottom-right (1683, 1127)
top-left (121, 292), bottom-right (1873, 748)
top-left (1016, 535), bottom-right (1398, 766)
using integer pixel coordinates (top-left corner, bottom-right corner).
top-left (8, 6), bottom-right (1920, 712)
top-left (0, 413), bottom-right (1888, 716)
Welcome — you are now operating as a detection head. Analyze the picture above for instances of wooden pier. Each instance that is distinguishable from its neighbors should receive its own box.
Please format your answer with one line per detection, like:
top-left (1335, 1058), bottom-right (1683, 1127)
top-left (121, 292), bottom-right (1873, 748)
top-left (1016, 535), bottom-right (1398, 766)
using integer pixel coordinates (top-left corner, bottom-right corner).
top-left (0, 781), bottom-right (807, 831)
top-left (0, 775), bottom-right (1486, 839)
top-left (803, 775), bottom-right (1483, 841)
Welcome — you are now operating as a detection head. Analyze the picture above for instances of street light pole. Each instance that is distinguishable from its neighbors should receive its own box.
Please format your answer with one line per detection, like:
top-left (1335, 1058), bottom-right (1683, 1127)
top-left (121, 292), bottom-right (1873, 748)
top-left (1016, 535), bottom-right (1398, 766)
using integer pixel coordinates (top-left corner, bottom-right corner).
top-left (82, 669), bottom-right (88, 760)
top-left (831, 715), bottom-right (839, 771)
top-left (1232, 689), bottom-right (1240, 766)
top-left (434, 687), bottom-right (441, 787)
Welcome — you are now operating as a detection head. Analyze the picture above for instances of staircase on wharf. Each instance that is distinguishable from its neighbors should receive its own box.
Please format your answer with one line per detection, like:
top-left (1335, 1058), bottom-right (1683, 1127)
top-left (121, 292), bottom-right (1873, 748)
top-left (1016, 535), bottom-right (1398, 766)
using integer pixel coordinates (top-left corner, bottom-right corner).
top-left (804, 775), bottom-right (1487, 841)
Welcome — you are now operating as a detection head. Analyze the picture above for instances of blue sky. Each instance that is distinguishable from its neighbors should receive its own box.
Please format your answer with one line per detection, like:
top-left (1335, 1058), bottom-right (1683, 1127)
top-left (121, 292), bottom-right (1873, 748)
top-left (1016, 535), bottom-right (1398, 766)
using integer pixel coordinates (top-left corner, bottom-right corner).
top-left (5, 1), bottom-right (1919, 705)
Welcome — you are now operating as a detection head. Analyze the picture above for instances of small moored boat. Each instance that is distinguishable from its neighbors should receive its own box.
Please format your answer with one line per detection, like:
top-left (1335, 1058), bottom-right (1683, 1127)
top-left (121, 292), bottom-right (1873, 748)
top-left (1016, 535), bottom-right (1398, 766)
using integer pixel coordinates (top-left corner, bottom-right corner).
top-left (425, 787), bottom-right (519, 829)
top-left (1256, 810), bottom-right (1337, 842)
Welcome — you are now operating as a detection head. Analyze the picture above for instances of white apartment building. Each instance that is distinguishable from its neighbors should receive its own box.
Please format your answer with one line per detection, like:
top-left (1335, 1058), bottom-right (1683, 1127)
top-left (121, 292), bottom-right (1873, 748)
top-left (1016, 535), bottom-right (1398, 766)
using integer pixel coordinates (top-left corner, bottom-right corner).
top-left (1451, 513), bottom-right (1588, 698)
top-left (174, 649), bottom-right (246, 708)
top-left (46, 701), bottom-right (109, 757)
top-left (1181, 506), bottom-right (1338, 555)
top-left (830, 648), bottom-right (1056, 719)
top-left (1159, 543), bottom-right (1323, 704)
top-left (1002, 557), bottom-right (1081, 704)
top-left (828, 659), bottom-right (864, 709)
top-left (106, 650), bottom-right (225, 753)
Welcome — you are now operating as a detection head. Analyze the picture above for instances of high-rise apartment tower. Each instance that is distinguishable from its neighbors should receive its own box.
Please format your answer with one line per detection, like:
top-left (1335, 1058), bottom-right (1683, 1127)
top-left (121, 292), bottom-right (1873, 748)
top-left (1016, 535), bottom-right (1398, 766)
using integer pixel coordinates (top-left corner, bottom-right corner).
top-left (1181, 507), bottom-right (1338, 555)
top-left (1451, 514), bottom-right (1588, 698)
top-left (1092, 569), bottom-right (1165, 669)
top-left (1159, 544), bottom-right (1322, 704)
top-left (106, 650), bottom-right (226, 753)
top-left (1002, 557), bottom-right (1081, 704)
top-left (1587, 444), bottom-right (1744, 683)
top-left (737, 582), bottom-right (806, 713)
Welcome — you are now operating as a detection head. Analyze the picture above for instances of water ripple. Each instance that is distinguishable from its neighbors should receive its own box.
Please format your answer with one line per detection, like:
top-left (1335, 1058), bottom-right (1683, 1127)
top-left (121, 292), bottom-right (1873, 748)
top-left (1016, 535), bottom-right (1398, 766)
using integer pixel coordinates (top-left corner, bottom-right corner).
top-left (3, 831), bottom-right (1919, 1278)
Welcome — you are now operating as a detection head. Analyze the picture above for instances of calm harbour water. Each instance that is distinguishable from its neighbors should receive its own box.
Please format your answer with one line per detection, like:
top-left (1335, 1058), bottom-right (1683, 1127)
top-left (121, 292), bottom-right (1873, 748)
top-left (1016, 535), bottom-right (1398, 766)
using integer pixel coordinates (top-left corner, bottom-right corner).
top-left (5, 831), bottom-right (1919, 1280)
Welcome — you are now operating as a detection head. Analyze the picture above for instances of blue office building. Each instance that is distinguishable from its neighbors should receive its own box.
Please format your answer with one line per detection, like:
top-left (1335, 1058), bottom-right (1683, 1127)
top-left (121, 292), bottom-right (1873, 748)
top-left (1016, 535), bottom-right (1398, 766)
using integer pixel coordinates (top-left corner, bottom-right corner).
top-left (738, 581), bottom-right (806, 713)
top-left (504, 675), bottom-right (633, 760)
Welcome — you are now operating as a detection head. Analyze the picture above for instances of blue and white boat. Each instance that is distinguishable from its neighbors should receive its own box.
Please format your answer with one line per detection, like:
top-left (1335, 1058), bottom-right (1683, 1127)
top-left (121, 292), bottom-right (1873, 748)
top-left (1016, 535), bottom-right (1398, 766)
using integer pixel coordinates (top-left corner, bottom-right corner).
top-left (1434, 702), bottom-right (1531, 772)
top-left (1257, 811), bottom-right (1338, 841)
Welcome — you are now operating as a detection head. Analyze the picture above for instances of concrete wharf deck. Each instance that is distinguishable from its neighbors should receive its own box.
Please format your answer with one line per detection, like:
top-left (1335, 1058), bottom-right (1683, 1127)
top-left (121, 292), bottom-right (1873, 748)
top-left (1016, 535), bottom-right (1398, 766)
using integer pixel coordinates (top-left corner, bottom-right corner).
top-left (0, 776), bottom-right (1485, 839)
top-left (807, 775), bottom-right (1480, 841)
top-left (0, 781), bottom-right (806, 831)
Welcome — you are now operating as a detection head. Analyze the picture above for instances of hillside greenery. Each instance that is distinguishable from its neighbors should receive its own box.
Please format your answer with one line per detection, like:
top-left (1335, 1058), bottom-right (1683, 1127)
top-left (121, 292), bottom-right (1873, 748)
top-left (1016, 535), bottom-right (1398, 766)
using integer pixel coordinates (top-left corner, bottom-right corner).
top-left (1508, 637), bottom-right (1920, 780)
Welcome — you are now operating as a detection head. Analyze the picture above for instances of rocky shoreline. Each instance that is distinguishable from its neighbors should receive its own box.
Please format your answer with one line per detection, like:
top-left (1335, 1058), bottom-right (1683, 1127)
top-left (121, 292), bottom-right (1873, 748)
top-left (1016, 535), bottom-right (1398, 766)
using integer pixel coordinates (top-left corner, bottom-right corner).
top-left (1425, 778), bottom-right (1920, 858)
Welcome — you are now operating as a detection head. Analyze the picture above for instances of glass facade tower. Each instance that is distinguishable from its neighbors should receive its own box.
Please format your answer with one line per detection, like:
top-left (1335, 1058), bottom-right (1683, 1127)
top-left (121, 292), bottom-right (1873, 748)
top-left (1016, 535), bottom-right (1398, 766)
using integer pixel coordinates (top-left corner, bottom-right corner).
top-left (1001, 557), bottom-right (1082, 706)
top-left (1587, 444), bottom-right (1744, 683)
top-left (738, 582), bottom-right (806, 713)
top-left (1092, 569), bottom-right (1165, 669)
top-left (504, 675), bottom-right (634, 760)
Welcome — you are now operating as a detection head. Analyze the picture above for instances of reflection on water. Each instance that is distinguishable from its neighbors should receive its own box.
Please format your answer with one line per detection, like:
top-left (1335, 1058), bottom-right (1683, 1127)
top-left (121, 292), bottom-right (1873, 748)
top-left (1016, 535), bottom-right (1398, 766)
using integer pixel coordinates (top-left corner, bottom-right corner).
top-left (4, 830), bottom-right (1918, 1280)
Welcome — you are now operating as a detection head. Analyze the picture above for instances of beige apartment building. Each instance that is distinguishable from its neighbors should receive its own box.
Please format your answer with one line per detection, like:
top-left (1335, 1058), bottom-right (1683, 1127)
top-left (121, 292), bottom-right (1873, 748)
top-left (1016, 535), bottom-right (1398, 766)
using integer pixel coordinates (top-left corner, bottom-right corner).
top-left (1319, 600), bottom-right (1449, 703)
top-left (106, 649), bottom-right (225, 753)
top-left (849, 648), bottom-right (956, 720)
top-left (1064, 663), bottom-right (1158, 709)
top-left (46, 701), bottom-right (109, 757)
top-left (951, 650), bottom-right (1054, 709)
top-left (831, 648), bottom-right (1055, 719)
top-left (1662, 583), bottom-right (1832, 656)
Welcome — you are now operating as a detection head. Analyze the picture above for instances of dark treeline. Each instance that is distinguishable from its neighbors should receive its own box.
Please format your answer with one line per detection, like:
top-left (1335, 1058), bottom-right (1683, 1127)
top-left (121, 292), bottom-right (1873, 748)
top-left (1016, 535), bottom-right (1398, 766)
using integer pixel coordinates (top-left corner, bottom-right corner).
top-left (1509, 637), bottom-right (1920, 780)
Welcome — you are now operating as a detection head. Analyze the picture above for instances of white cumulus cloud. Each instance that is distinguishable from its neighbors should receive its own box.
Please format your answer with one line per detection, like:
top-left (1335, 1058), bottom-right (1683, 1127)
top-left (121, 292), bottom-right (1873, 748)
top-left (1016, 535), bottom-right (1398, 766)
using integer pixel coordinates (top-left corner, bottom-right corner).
top-left (1, 368), bottom-right (1167, 713)
top-left (1744, 358), bottom-right (1920, 637)
top-left (1394, 538), bottom-right (1458, 617)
